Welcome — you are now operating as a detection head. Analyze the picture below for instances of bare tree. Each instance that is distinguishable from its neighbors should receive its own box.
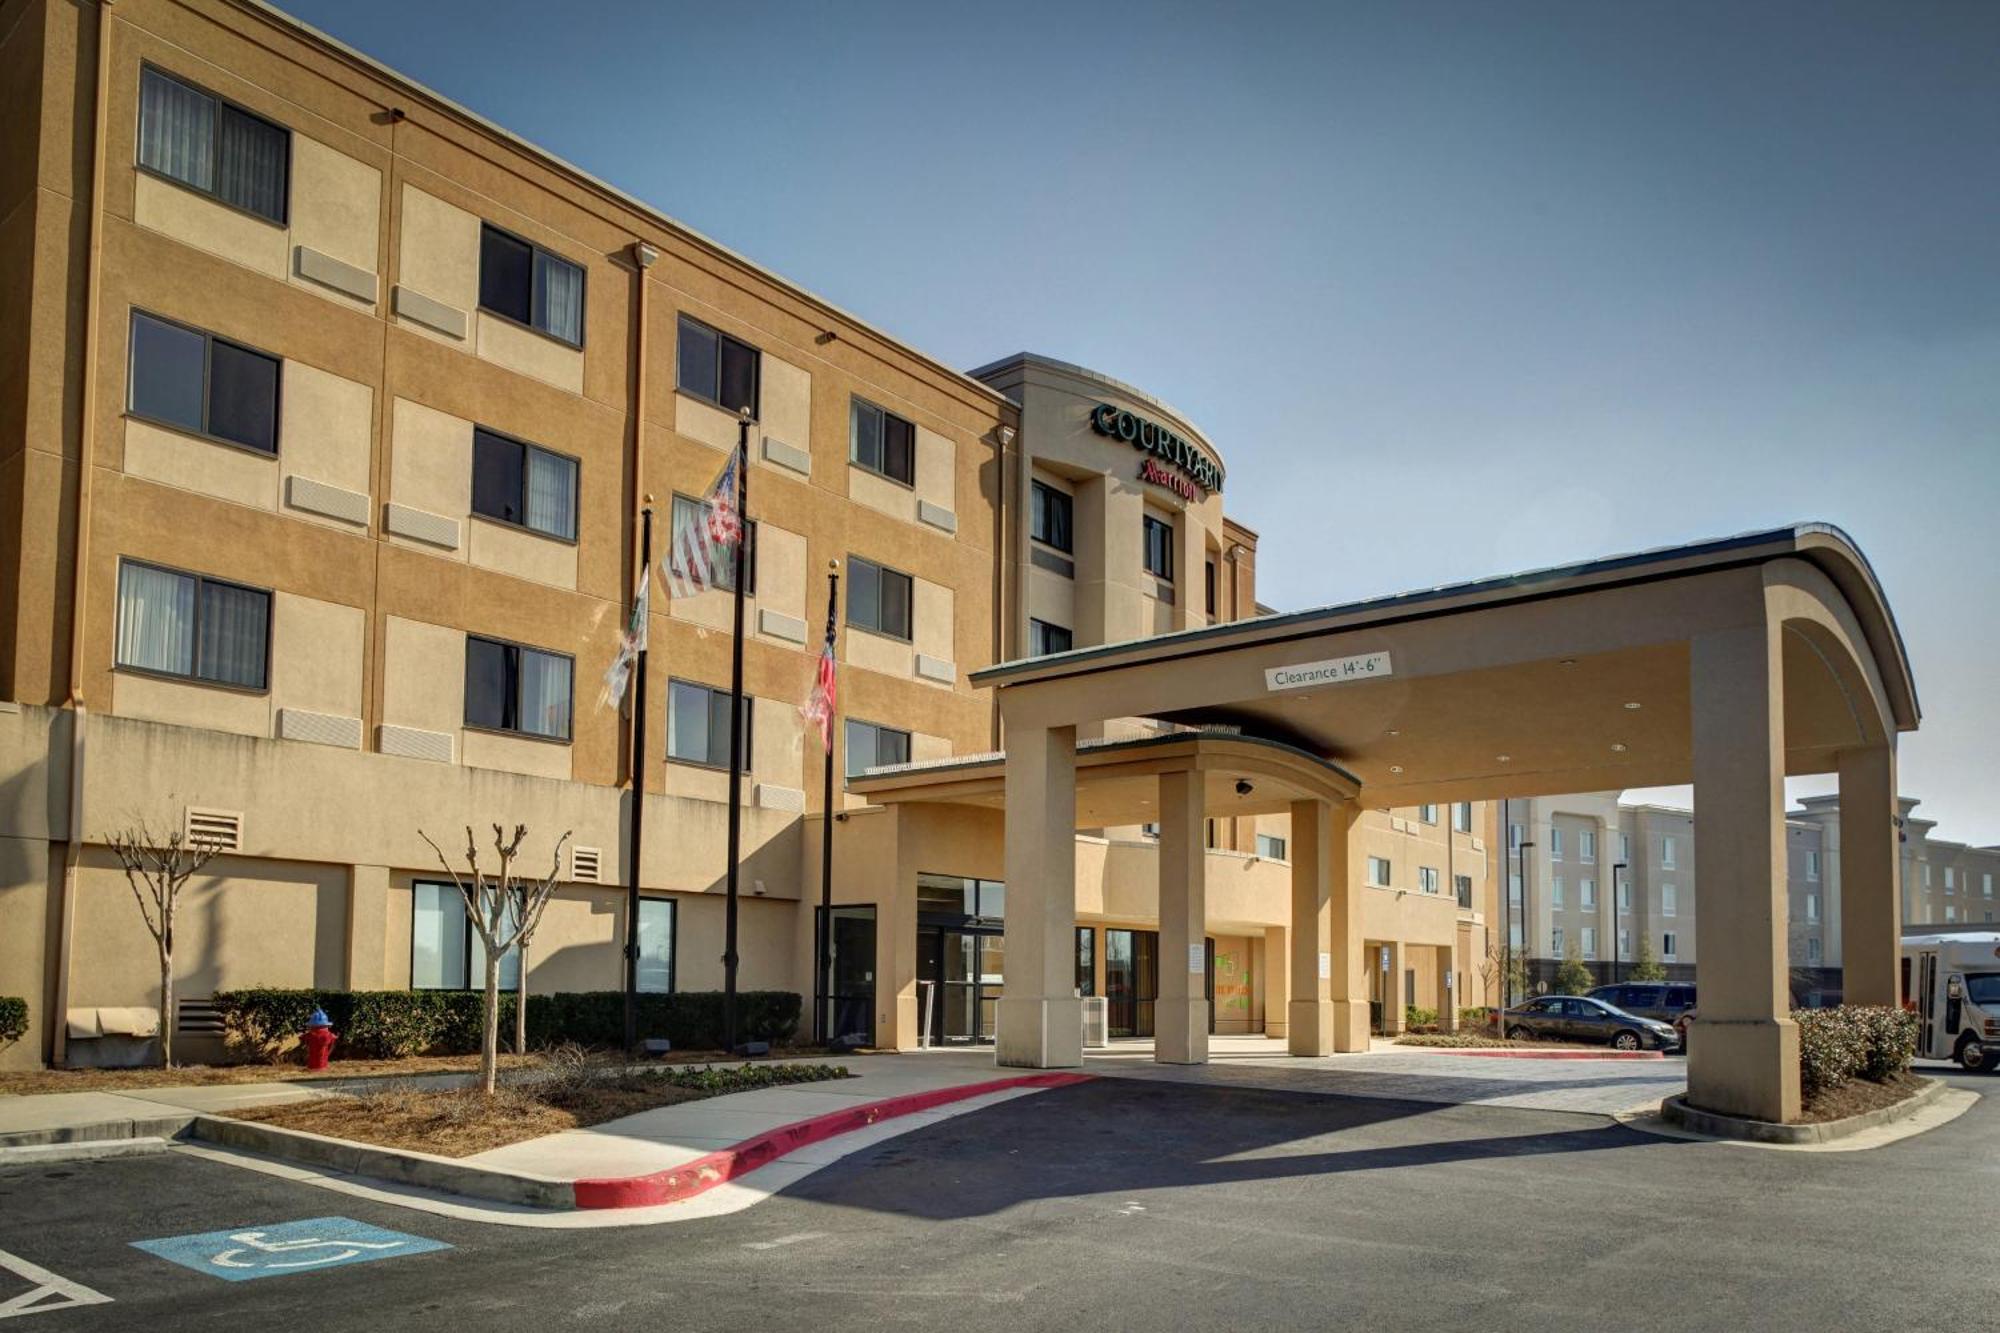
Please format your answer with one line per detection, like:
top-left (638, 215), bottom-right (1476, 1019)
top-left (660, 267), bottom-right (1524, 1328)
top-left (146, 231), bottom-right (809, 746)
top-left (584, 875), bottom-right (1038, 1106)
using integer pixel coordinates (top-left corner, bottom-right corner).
top-left (419, 823), bottom-right (570, 1094)
top-left (107, 817), bottom-right (221, 1067)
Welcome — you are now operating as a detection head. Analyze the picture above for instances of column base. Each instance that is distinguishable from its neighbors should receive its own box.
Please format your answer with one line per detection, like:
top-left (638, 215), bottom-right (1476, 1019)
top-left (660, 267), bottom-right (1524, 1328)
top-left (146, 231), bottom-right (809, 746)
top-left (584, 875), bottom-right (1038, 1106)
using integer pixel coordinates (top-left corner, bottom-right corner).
top-left (1288, 1000), bottom-right (1333, 1056)
top-left (995, 995), bottom-right (1084, 1069)
top-left (1155, 999), bottom-right (1210, 1065)
top-left (1687, 1017), bottom-right (1800, 1123)
top-left (1332, 1000), bottom-right (1370, 1052)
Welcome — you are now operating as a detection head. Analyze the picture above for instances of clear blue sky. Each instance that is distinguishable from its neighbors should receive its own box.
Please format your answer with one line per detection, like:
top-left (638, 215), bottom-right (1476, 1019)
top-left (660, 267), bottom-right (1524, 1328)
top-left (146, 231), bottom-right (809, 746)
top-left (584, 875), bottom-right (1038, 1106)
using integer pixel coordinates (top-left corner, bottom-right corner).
top-left (278, 0), bottom-right (2000, 841)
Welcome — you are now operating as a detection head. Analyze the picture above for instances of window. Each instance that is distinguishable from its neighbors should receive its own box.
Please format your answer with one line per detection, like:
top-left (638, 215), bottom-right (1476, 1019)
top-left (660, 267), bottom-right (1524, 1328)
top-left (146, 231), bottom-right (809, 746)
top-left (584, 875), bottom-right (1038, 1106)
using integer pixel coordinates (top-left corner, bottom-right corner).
top-left (1206, 819), bottom-right (1218, 850)
top-left (1580, 878), bottom-right (1597, 910)
top-left (1806, 850), bottom-right (1821, 882)
top-left (1076, 927), bottom-right (1095, 997)
top-left (137, 66), bottom-right (289, 224)
top-left (1661, 883), bottom-right (1678, 917)
top-left (479, 223), bottom-right (584, 346)
top-left (1619, 832), bottom-right (1631, 862)
top-left (850, 397), bottom-right (915, 485)
top-left (1142, 513), bottom-right (1173, 580)
top-left (472, 428), bottom-right (578, 540)
top-left (676, 314), bottom-right (759, 417)
top-left (465, 636), bottom-right (573, 740)
top-left (115, 560), bottom-right (270, 689)
top-left (1454, 874), bottom-right (1473, 909)
top-left (1660, 835), bottom-right (1677, 868)
top-left (411, 881), bottom-right (518, 990)
top-left (128, 310), bottom-right (281, 453)
top-left (1419, 866), bottom-right (1440, 894)
top-left (1205, 560), bottom-right (1217, 616)
top-left (917, 874), bottom-right (1004, 922)
top-left (1509, 822), bottom-right (1524, 851)
top-left (669, 494), bottom-right (756, 593)
top-left (1552, 928), bottom-right (1565, 956)
top-left (1581, 927), bottom-right (1597, 960)
top-left (1618, 929), bottom-right (1630, 959)
top-left (1029, 619), bottom-right (1073, 657)
top-left (847, 556), bottom-right (913, 640)
top-left (638, 898), bottom-right (677, 993)
top-left (1579, 829), bottom-right (1596, 863)
top-left (844, 718), bottom-right (910, 779)
top-left (1551, 876), bottom-right (1565, 908)
top-left (1140, 822), bottom-right (1160, 839)
top-left (1509, 921), bottom-right (1524, 949)
top-left (1985, 873), bottom-right (1993, 898)
top-left (1030, 480), bottom-right (1073, 553)
top-left (1807, 937), bottom-right (1822, 964)
top-left (1367, 856), bottom-right (1392, 888)
top-left (1661, 932), bottom-right (1678, 961)
top-left (1806, 893), bottom-right (1819, 923)
top-left (668, 679), bottom-right (752, 769)
top-left (1418, 804), bottom-right (1439, 825)
top-left (1550, 827), bottom-right (1564, 861)
top-left (1945, 867), bottom-right (1956, 894)
top-left (1945, 904), bottom-right (1958, 923)
top-left (1924, 863), bottom-right (1932, 887)
top-left (1617, 881), bottom-right (1631, 913)
top-left (1508, 872), bottom-right (1522, 905)
top-left (1256, 833), bottom-right (1287, 861)
top-left (1453, 802), bottom-right (1472, 833)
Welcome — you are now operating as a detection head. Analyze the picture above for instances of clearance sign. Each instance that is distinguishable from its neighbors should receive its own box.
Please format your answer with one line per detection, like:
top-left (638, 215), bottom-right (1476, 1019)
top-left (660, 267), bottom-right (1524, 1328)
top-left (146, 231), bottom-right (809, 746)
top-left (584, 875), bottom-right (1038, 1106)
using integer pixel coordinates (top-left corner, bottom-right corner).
top-left (1090, 403), bottom-right (1223, 497)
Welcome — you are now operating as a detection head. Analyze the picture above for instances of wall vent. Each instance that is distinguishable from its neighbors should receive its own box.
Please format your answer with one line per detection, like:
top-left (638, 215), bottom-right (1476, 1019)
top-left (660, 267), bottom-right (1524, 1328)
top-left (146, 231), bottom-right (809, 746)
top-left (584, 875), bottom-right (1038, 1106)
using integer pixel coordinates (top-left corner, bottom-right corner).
top-left (184, 806), bottom-right (243, 853)
top-left (177, 997), bottom-right (226, 1036)
top-left (571, 845), bottom-right (603, 883)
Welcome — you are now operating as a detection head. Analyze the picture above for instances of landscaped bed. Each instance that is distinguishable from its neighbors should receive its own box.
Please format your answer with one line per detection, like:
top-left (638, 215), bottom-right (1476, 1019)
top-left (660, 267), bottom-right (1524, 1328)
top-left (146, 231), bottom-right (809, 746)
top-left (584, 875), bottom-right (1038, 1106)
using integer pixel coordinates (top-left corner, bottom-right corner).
top-left (1796, 1069), bottom-right (1928, 1123)
top-left (1394, 1032), bottom-right (1604, 1051)
top-left (225, 1059), bottom-right (853, 1157)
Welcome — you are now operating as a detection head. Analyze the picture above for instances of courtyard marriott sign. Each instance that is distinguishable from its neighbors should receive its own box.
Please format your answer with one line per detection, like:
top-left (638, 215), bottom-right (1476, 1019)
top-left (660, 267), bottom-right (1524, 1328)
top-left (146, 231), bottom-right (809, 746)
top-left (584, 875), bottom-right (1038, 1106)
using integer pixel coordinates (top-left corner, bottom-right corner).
top-left (1091, 403), bottom-right (1223, 496)
top-left (1265, 652), bottom-right (1394, 691)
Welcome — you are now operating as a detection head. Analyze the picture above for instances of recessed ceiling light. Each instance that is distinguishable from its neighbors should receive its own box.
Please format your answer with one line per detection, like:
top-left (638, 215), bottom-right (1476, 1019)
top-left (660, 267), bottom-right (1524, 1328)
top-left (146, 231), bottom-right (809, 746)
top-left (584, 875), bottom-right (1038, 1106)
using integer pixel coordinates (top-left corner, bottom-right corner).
top-left (1389, 765), bottom-right (1404, 774)
top-left (1388, 729), bottom-right (1400, 737)
top-left (1560, 658), bottom-right (1577, 667)
top-left (1611, 743), bottom-right (1628, 752)
top-left (1624, 701), bottom-right (1642, 711)
top-left (1497, 755), bottom-right (1512, 763)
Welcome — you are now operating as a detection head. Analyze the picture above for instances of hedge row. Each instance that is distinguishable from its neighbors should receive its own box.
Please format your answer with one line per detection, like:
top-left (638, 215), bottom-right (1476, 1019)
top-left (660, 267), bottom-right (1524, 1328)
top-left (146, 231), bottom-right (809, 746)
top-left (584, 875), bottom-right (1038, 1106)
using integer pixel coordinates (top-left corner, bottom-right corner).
top-left (1795, 1005), bottom-right (1917, 1098)
top-left (0, 996), bottom-right (26, 1045)
top-left (211, 988), bottom-right (801, 1061)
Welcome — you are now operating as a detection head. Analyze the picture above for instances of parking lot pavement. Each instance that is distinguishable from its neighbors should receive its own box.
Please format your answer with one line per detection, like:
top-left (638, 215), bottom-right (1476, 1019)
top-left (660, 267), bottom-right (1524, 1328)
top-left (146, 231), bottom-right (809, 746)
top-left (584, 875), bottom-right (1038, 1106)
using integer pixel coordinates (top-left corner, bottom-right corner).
top-left (0, 1069), bottom-right (1987, 1332)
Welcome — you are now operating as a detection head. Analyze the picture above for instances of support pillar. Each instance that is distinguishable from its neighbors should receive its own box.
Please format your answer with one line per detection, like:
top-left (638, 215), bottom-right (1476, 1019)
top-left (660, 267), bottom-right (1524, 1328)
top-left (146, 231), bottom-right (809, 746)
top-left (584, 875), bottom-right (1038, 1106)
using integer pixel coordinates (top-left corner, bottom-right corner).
top-left (1379, 939), bottom-right (1406, 1035)
top-left (1288, 800), bottom-right (1333, 1055)
top-left (1838, 745), bottom-right (1901, 1008)
top-left (1262, 925), bottom-right (1289, 1038)
top-left (1155, 769), bottom-right (1208, 1064)
top-left (1439, 942), bottom-right (1460, 1032)
top-left (997, 724), bottom-right (1082, 1068)
top-left (1687, 621), bottom-right (1800, 1122)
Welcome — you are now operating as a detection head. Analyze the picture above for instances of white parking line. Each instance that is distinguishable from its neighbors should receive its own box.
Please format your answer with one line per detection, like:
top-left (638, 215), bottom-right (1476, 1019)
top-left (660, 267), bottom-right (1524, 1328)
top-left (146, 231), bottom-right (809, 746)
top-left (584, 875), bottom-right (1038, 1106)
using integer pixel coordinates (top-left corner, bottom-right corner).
top-left (0, 1249), bottom-right (113, 1320)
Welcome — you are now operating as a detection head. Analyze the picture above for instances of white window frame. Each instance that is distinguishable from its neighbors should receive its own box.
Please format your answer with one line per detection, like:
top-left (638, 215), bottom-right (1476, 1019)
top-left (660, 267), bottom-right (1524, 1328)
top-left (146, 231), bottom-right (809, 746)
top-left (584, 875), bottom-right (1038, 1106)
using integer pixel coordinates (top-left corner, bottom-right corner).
top-left (1367, 856), bottom-right (1393, 888)
top-left (1662, 932), bottom-right (1678, 961)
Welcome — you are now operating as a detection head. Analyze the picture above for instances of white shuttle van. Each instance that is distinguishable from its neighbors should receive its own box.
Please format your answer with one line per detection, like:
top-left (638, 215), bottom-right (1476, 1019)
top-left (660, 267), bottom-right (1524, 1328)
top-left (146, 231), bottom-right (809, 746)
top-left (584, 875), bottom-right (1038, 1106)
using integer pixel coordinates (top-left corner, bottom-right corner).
top-left (1901, 931), bottom-right (2000, 1072)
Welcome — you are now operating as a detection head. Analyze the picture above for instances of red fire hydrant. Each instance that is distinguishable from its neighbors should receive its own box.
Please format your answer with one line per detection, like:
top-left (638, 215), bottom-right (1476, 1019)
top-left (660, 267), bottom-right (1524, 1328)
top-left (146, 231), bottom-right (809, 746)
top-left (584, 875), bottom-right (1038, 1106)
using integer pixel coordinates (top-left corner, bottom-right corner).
top-left (300, 1008), bottom-right (337, 1071)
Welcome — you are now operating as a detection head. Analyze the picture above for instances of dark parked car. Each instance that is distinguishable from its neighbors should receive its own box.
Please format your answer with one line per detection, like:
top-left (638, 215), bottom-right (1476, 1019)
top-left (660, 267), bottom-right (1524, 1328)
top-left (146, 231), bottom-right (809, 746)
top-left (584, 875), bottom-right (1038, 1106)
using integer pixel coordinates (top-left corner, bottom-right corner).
top-left (1588, 982), bottom-right (1697, 1040)
top-left (1501, 994), bottom-right (1681, 1050)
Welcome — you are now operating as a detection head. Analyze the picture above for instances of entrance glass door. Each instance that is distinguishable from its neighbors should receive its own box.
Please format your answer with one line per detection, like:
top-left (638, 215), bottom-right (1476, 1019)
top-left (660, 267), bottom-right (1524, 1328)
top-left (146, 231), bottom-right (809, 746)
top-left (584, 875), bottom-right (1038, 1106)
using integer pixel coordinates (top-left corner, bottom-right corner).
top-left (918, 925), bottom-right (1004, 1044)
top-left (818, 905), bottom-right (876, 1046)
top-left (1105, 929), bottom-right (1158, 1038)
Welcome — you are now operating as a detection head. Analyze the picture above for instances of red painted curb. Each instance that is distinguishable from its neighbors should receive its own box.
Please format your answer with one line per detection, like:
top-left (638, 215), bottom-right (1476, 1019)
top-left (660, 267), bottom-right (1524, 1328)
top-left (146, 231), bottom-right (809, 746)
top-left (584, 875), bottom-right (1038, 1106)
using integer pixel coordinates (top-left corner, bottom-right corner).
top-left (1427, 1048), bottom-right (1668, 1060)
top-left (571, 1071), bottom-right (1093, 1209)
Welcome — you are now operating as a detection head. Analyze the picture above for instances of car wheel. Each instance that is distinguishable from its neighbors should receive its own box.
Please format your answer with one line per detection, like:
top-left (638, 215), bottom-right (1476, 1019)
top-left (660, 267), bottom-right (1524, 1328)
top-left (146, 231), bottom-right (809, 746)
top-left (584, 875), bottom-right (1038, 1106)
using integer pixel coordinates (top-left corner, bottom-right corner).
top-left (1958, 1035), bottom-right (1989, 1072)
top-left (1507, 1025), bottom-right (1533, 1042)
top-left (1612, 1030), bottom-right (1641, 1051)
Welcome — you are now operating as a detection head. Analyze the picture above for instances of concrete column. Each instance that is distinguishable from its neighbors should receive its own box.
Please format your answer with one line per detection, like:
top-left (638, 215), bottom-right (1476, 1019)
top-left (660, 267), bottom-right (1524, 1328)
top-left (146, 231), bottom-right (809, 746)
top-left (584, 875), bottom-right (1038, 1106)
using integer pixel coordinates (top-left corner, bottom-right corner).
top-left (1439, 942), bottom-right (1460, 1031)
top-left (997, 723), bottom-right (1082, 1068)
top-left (1838, 744), bottom-right (1900, 1007)
top-left (1688, 621), bottom-right (1800, 1123)
top-left (1262, 924), bottom-right (1289, 1039)
top-left (1288, 799), bottom-right (1333, 1055)
top-left (1329, 801), bottom-right (1369, 1051)
top-left (1379, 939), bottom-right (1406, 1035)
top-left (1155, 768), bottom-right (1208, 1064)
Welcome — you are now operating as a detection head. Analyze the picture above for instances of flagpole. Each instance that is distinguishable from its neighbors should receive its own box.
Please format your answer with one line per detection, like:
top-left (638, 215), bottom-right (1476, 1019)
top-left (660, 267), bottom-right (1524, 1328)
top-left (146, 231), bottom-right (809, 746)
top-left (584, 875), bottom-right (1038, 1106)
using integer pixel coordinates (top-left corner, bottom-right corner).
top-left (624, 502), bottom-right (652, 1059)
top-left (723, 413), bottom-right (750, 1052)
top-left (814, 561), bottom-right (840, 1045)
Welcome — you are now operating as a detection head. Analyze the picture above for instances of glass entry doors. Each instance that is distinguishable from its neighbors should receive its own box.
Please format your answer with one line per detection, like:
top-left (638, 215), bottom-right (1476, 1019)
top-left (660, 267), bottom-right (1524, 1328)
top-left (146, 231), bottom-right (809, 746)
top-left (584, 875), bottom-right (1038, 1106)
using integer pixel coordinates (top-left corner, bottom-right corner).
top-left (818, 905), bottom-right (876, 1047)
top-left (1105, 929), bottom-right (1158, 1038)
top-left (916, 873), bottom-right (1005, 1045)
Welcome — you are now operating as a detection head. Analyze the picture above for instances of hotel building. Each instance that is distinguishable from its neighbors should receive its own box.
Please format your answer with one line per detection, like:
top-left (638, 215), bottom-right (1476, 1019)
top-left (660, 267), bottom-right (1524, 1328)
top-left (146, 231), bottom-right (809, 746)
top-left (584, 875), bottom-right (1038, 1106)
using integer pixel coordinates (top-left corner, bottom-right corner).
top-left (0, 0), bottom-right (1496, 1068)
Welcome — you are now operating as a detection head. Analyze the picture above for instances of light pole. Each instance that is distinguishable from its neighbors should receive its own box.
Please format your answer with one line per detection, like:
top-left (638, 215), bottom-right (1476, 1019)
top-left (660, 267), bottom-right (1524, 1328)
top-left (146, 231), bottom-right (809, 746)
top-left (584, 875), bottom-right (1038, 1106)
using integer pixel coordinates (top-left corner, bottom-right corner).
top-left (1610, 861), bottom-right (1629, 982)
top-left (1515, 838), bottom-right (1536, 1003)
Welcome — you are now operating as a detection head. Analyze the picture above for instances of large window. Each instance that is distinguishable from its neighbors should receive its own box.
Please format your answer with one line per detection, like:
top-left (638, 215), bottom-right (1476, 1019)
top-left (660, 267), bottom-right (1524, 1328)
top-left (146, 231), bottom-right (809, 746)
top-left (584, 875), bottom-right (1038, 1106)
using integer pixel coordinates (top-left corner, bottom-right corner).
top-left (917, 874), bottom-right (1005, 922)
top-left (1256, 833), bottom-right (1288, 861)
top-left (1455, 874), bottom-right (1474, 909)
top-left (638, 898), bottom-right (676, 993)
top-left (129, 310), bottom-right (280, 453)
top-left (1419, 866), bottom-right (1441, 894)
top-left (845, 718), bottom-right (910, 779)
top-left (1030, 481), bottom-right (1073, 553)
top-left (1579, 829), bottom-right (1596, 863)
top-left (1205, 560), bottom-right (1217, 616)
top-left (478, 223), bottom-right (584, 347)
top-left (1661, 932), bottom-right (1678, 961)
top-left (1660, 835), bottom-right (1677, 868)
top-left (1142, 513), bottom-right (1174, 580)
top-left (411, 880), bottom-right (518, 990)
top-left (850, 398), bottom-right (915, 486)
top-left (1580, 878), bottom-right (1597, 909)
top-left (1552, 876), bottom-right (1565, 908)
top-left (848, 556), bottom-right (913, 641)
top-left (1075, 927), bottom-right (1095, 997)
top-left (472, 427), bottom-right (578, 540)
top-left (1367, 856), bottom-right (1392, 888)
top-left (676, 314), bottom-right (759, 417)
top-left (465, 635), bottom-right (573, 741)
top-left (1550, 827), bottom-right (1565, 861)
top-left (669, 494), bottom-right (756, 593)
top-left (1581, 927), bottom-right (1597, 960)
top-left (137, 66), bottom-right (289, 224)
top-left (1418, 804), bottom-right (1439, 825)
top-left (1453, 802), bottom-right (1473, 833)
top-left (115, 560), bottom-right (270, 689)
top-left (1029, 619), bottom-right (1072, 657)
top-left (1661, 883), bottom-right (1678, 916)
top-left (668, 679), bottom-right (752, 769)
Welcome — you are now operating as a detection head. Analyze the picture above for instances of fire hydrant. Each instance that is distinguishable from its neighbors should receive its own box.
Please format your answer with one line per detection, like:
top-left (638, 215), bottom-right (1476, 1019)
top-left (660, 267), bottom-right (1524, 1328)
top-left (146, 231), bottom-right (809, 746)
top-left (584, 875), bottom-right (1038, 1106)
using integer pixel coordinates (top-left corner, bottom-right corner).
top-left (300, 1008), bottom-right (337, 1071)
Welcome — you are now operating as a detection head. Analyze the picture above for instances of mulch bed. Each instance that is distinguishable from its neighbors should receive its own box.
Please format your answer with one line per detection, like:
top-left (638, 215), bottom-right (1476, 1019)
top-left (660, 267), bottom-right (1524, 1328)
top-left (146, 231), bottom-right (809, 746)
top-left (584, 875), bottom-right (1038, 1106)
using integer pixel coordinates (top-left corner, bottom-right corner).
top-left (1797, 1071), bottom-right (1928, 1124)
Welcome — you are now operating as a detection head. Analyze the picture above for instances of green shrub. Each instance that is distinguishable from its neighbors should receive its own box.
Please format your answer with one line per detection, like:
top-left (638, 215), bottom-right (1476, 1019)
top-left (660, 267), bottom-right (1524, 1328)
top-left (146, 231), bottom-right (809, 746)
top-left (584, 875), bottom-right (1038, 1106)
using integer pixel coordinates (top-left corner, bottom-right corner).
top-left (1794, 1005), bottom-right (1917, 1098)
top-left (213, 988), bottom-right (802, 1062)
top-left (1404, 1006), bottom-right (1438, 1030)
top-left (0, 996), bottom-right (27, 1045)
top-left (1457, 1006), bottom-right (1493, 1031)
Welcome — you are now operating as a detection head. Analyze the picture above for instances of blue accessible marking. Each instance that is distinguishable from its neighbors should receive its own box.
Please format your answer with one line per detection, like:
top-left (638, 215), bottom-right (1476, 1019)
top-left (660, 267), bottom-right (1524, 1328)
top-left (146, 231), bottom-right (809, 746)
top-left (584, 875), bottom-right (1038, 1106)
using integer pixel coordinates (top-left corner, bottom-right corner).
top-left (132, 1216), bottom-right (450, 1282)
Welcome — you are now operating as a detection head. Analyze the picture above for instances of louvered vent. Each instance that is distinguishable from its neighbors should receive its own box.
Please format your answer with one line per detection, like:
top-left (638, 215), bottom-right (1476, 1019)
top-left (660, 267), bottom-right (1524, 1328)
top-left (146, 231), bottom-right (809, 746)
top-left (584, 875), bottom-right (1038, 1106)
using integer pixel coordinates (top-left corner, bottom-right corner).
top-left (571, 845), bottom-right (603, 883)
top-left (177, 998), bottom-right (225, 1036)
top-left (184, 806), bottom-right (243, 853)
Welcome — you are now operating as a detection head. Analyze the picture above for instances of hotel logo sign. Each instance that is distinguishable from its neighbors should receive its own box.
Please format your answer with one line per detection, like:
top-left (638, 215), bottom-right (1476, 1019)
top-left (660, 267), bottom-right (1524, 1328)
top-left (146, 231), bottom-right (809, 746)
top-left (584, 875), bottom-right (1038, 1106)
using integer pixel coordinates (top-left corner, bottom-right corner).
top-left (1091, 403), bottom-right (1223, 496)
top-left (1265, 652), bottom-right (1393, 692)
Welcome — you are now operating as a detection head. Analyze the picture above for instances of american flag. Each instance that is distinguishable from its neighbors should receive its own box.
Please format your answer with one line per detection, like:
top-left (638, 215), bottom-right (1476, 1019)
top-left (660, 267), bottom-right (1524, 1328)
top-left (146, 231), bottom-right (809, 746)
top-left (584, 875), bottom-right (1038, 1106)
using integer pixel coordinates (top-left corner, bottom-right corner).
top-left (597, 564), bottom-right (650, 710)
top-left (800, 629), bottom-right (838, 752)
top-left (666, 450), bottom-right (743, 598)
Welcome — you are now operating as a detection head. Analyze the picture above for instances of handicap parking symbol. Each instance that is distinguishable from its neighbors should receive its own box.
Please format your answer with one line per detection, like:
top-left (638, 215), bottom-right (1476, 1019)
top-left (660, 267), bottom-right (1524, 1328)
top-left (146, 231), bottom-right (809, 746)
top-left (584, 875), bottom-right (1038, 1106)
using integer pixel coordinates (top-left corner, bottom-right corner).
top-left (132, 1217), bottom-right (450, 1282)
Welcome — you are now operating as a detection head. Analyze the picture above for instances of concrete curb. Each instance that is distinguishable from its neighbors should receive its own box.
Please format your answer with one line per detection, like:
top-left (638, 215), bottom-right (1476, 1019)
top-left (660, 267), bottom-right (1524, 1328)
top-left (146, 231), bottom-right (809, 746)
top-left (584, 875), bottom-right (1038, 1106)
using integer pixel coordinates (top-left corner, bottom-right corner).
top-left (1661, 1077), bottom-right (1946, 1144)
top-left (1416, 1048), bottom-right (1667, 1061)
top-left (188, 1115), bottom-right (574, 1209)
top-left (0, 1113), bottom-right (194, 1150)
top-left (0, 1136), bottom-right (175, 1166)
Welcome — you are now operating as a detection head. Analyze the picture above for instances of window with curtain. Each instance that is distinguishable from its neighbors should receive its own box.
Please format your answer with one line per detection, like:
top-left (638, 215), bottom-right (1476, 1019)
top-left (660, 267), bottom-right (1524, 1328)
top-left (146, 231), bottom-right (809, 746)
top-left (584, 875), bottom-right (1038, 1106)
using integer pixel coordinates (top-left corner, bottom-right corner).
top-left (411, 881), bottom-right (519, 989)
top-left (138, 66), bottom-right (289, 224)
top-left (843, 718), bottom-right (910, 779)
top-left (638, 898), bottom-right (676, 993)
top-left (668, 494), bottom-right (756, 593)
top-left (463, 635), bottom-right (572, 740)
top-left (1143, 513), bottom-right (1174, 580)
top-left (675, 314), bottom-right (760, 417)
top-left (847, 556), bottom-right (913, 641)
top-left (1030, 481), bottom-right (1073, 553)
top-left (470, 427), bottom-right (577, 539)
top-left (478, 223), bottom-right (584, 346)
top-left (850, 397), bottom-right (915, 485)
top-left (129, 310), bottom-right (281, 453)
top-left (667, 679), bottom-right (753, 769)
top-left (116, 561), bottom-right (269, 689)
top-left (1028, 619), bottom-right (1072, 657)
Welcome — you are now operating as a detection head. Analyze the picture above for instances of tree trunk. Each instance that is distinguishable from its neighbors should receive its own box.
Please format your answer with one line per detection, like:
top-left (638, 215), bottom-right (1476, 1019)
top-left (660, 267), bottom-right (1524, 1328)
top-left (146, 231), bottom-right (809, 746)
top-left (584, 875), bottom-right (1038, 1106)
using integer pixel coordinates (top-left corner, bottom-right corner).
top-left (481, 953), bottom-right (500, 1096)
top-left (514, 943), bottom-right (529, 1056)
top-left (159, 953), bottom-right (175, 1068)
